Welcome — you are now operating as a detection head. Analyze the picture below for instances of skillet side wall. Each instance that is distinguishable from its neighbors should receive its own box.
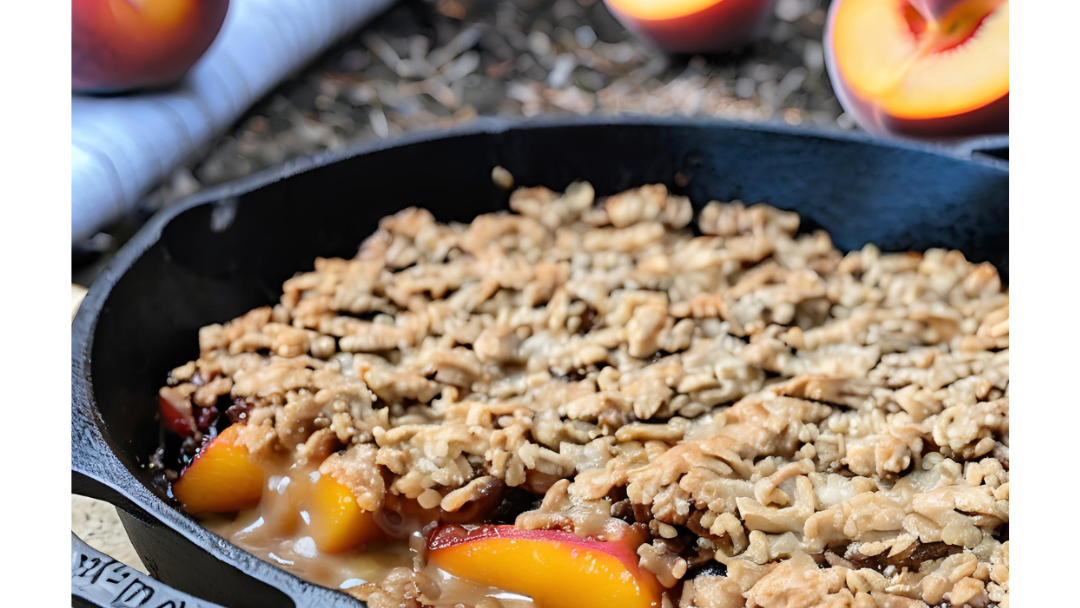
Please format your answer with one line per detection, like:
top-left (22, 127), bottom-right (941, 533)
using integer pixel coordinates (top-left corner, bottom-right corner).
top-left (78, 121), bottom-right (1008, 606)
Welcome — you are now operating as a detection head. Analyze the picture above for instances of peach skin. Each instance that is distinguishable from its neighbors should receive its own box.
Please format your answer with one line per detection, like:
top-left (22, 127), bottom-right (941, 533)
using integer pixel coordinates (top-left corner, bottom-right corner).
top-left (825, 0), bottom-right (1008, 138)
top-left (305, 474), bottom-right (384, 553)
top-left (604, 0), bottom-right (774, 54)
top-left (427, 525), bottom-right (663, 608)
top-left (72, 0), bottom-right (230, 92)
top-left (172, 424), bottom-right (263, 514)
top-left (158, 390), bottom-right (196, 437)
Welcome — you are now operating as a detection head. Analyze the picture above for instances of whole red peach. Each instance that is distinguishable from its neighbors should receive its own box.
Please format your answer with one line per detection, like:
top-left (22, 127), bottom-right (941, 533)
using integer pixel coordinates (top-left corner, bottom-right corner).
top-left (73, 0), bottom-right (230, 93)
top-left (604, 0), bottom-right (775, 54)
top-left (825, 0), bottom-right (1008, 138)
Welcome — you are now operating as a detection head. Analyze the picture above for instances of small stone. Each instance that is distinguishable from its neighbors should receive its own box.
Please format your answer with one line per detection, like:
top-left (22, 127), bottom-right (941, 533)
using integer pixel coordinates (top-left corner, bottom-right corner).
top-left (548, 54), bottom-right (577, 89)
top-left (553, 27), bottom-right (579, 52)
top-left (528, 31), bottom-right (552, 57)
top-left (368, 107), bottom-right (390, 138)
top-left (594, 41), bottom-right (636, 64)
top-left (314, 94), bottom-right (336, 112)
top-left (776, 67), bottom-right (808, 102)
top-left (346, 83), bottom-right (377, 106)
top-left (803, 40), bottom-right (825, 75)
top-left (168, 167), bottom-right (201, 200)
top-left (575, 25), bottom-right (597, 49)
top-left (443, 51), bottom-right (480, 82)
top-left (576, 69), bottom-right (606, 92)
top-left (543, 86), bottom-right (595, 115)
top-left (735, 77), bottom-right (757, 99)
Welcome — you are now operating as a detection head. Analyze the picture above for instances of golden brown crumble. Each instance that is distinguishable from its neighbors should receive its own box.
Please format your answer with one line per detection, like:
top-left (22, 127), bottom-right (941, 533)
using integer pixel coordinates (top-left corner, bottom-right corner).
top-left (165, 180), bottom-right (1008, 608)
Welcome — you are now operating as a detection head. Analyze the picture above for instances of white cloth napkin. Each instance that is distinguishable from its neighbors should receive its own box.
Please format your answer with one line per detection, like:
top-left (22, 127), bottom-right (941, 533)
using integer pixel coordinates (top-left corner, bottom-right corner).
top-left (72, 0), bottom-right (395, 242)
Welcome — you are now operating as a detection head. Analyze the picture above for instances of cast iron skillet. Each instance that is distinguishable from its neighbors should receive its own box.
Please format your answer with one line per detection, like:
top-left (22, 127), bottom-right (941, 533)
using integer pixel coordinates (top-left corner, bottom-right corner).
top-left (72, 116), bottom-right (1008, 608)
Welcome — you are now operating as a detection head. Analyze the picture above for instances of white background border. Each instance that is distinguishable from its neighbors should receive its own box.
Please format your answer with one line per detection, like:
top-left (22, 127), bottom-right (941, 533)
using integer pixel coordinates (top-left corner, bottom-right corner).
top-left (0, 0), bottom-right (1058, 605)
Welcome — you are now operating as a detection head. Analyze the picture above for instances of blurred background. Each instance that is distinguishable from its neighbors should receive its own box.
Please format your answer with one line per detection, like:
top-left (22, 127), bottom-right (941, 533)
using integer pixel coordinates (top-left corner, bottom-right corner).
top-left (73, 0), bottom-right (844, 284)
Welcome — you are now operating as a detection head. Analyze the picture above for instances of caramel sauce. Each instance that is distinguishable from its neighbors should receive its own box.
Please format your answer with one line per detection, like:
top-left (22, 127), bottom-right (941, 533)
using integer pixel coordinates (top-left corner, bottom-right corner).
top-left (199, 459), bottom-right (535, 606)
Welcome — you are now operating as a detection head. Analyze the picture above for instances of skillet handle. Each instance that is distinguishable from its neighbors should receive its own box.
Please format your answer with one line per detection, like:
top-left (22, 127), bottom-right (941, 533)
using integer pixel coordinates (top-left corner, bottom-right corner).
top-left (72, 286), bottom-right (224, 608)
top-left (72, 280), bottom-right (153, 517)
top-left (72, 533), bottom-right (228, 608)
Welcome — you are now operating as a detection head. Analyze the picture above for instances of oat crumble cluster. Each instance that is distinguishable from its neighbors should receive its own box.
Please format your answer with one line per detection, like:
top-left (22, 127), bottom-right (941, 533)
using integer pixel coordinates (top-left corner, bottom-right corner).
top-left (162, 181), bottom-right (1009, 608)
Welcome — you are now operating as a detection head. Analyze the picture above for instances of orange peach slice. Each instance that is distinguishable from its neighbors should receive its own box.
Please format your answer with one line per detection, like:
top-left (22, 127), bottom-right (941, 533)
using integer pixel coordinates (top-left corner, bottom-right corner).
top-left (604, 0), bottom-right (774, 53)
top-left (306, 474), bottom-right (384, 553)
top-left (826, 0), bottom-right (1008, 137)
top-left (172, 425), bottom-right (264, 514)
top-left (427, 525), bottom-right (663, 608)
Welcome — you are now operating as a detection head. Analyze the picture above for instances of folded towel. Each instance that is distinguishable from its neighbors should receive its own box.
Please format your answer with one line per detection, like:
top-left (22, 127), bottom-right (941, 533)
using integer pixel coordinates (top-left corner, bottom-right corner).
top-left (72, 0), bottom-right (395, 243)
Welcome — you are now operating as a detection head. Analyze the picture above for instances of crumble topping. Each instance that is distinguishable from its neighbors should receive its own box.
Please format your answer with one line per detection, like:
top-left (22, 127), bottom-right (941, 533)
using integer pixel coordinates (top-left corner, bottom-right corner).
top-left (163, 179), bottom-right (1008, 608)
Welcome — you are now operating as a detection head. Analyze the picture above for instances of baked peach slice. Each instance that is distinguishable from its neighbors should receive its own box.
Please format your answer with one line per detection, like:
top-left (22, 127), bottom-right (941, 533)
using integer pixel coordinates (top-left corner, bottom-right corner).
top-left (826, 0), bottom-right (1008, 137)
top-left (427, 525), bottom-right (663, 608)
top-left (158, 388), bottom-right (197, 437)
top-left (306, 474), bottom-right (384, 553)
top-left (172, 425), bottom-right (264, 514)
top-left (603, 0), bottom-right (774, 53)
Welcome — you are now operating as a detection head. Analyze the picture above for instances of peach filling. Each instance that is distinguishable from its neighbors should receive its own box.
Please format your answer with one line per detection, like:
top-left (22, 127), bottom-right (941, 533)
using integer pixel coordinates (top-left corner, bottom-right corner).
top-left (171, 424), bottom-right (663, 605)
top-left (306, 474), bottom-right (384, 554)
top-left (171, 425), bottom-right (263, 514)
top-left (428, 525), bottom-right (663, 608)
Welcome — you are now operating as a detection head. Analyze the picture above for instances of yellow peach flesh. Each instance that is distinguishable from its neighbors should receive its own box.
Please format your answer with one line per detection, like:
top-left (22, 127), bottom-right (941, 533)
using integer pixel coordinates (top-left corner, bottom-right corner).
top-left (428, 526), bottom-right (663, 608)
top-left (831, 0), bottom-right (1008, 120)
top-left (307, 474), bottom-right (384, 553)
top-left (172, 425), bottom-right (264, 514)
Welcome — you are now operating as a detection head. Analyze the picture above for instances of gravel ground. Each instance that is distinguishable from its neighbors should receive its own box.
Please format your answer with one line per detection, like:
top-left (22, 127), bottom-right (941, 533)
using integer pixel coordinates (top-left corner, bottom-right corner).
top-left (74, 0), bottom-right (847, 282)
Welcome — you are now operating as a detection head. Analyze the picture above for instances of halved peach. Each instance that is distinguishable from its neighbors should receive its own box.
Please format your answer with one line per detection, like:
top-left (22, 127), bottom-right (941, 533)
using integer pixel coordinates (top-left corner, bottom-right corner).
top-left (427, 525), bottom-right (663, 608)
top-left (826, 0), bottom-right (1008, 137)
top-left (604, 0), bottom-right (774, 54)
top-left (908, 0), bottom-right (967, 21)
top-left (172, 425), bottom-right (264, 514)
top-left (306, 474), bottom-right (384, 553)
